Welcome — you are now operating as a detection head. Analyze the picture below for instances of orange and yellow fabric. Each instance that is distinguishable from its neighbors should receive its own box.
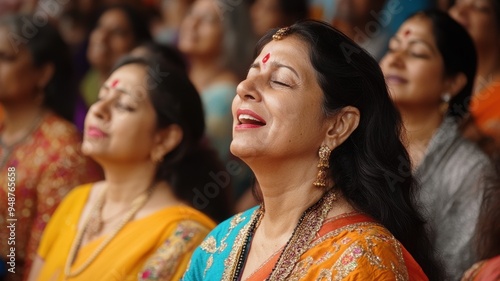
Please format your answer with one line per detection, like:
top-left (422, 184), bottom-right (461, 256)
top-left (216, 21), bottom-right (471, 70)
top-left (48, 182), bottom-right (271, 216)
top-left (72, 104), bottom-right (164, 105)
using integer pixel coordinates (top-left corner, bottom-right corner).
top-left (36, 184), bottom-right (215, 281)
top-left (462, 255), bottom-right (500, 281)
top-left (183, 209), bottom-right (428, 280)
top-left (470, 80), bottom-right (500, 148)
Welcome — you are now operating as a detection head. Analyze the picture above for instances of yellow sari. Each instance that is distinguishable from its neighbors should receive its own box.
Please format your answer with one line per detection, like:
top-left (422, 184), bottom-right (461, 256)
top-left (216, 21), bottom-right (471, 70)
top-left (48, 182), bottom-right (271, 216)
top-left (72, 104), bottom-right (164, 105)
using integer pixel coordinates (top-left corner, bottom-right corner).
top-left (37, 184), bottom-right (215, 281)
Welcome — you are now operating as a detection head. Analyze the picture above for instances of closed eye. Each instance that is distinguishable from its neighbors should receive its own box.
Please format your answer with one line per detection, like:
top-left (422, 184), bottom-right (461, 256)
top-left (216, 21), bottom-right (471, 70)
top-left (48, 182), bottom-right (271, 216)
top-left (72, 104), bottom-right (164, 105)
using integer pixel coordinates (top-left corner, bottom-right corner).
top-left (271, 80), bottom-right (290, 87)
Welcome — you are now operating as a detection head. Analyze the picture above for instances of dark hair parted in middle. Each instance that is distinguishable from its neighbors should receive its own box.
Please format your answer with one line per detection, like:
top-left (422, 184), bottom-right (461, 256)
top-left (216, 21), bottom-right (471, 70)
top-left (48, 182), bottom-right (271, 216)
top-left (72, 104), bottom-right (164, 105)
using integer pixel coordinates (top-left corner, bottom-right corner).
top-left (255, 20), bottom-right (442, 279)
top-left (112, 56), bottom-right (233, 222)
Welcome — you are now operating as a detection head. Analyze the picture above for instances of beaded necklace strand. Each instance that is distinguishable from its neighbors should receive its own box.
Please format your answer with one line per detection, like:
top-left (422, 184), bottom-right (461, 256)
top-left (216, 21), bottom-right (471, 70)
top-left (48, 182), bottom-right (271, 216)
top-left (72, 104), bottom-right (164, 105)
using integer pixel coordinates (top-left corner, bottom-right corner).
top-left (64, 182), bottom-right (156, 277)
top-left (233, 189), bottom-right (338, 281)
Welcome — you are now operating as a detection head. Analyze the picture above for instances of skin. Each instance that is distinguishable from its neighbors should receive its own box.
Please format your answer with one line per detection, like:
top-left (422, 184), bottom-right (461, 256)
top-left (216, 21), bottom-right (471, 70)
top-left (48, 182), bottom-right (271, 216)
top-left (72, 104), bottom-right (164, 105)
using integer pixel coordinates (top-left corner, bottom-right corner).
top-left (231, 35), bottom-right (359, 279)
top-left (27, 64), bottom-right (184, 281)
top-left (177, 0), bottom-right (237, 91)
top-left (250, 0), bottom-right (286, 37)
top-left (379, 16), bottom-right (466, 166)
top-left (0, 25), bottom-right (53, 145)
top-left (449, 0), bottom-right (500, 84)
top-left (178, 0), bottom-right (223, 60)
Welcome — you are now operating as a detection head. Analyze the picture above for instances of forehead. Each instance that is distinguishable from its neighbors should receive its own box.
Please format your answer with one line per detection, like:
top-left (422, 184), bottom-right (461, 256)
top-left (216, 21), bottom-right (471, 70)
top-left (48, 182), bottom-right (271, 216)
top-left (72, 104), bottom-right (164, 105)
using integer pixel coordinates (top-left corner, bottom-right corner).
top-left (257, 36), bottom-right (312, 70)
top-left (106, 64), bottom-right (148, 98)
top-left (100, 9), bottom-right (131, 27)
top-left (0, 26), bottom-right (28, 54)
top-left (396, 17), bottom-right (435, 42)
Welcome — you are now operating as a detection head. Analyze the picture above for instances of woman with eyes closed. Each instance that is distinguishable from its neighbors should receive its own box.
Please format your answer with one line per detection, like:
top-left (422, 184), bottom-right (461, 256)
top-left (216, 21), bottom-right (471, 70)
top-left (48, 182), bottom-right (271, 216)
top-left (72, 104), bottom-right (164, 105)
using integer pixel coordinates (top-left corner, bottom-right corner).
top-left (379, 10), bottom-right (492, 281)
top-left (27, 56), bottom-right (232, 281)
top-left (182, 20), bottom-right (442, 281)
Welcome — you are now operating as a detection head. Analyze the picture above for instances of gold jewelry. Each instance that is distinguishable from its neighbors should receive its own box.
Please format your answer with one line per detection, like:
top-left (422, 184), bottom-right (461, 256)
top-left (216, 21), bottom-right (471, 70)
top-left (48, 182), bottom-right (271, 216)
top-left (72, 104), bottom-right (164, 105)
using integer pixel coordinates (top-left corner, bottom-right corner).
top-left (272, 27), bottom-right (291, 40)
top-left (151, 152), bottom-right (164, 163)
top-left (439, 93), bottom-right (451, 115)
top-left (64, 182), bottom-right (157, 277)
top-left (313, 145), bottom-right (331, 187)
top-left (232, 189), bottom-right (338, 280)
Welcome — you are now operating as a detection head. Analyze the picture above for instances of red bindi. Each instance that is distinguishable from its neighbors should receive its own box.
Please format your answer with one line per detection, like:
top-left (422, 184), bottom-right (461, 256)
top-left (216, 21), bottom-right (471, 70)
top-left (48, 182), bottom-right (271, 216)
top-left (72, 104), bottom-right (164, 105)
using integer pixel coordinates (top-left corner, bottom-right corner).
top-left (111, 79), bottom-right (119, 88)
top-left (404, 29), bottom-right (411, 36)
top-left (262, 53), bottom-right (270, 63)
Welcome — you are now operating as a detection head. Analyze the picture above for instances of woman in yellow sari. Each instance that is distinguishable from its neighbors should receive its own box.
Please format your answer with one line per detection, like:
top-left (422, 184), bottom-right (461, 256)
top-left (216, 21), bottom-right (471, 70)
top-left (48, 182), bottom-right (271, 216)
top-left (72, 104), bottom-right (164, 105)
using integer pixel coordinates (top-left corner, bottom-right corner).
top-left (182, 20), bottom-right (442, 280)
top-left (27, 56), bottom-right (232, 281)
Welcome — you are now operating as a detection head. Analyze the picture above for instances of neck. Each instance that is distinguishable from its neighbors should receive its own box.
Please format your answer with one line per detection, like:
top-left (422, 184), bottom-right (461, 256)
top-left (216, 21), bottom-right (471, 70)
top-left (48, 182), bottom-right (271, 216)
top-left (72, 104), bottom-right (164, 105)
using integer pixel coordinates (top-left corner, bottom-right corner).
top-left (100, 162), bottom-right (158, 203)
top-left (188, 57), bottom-right (226, 92)
top-left (0, 102), bottom-right (45, 144)
top-left (251, 157), bottom-right (326, 238)
top-left (399, 106), bottom-right (443, 165)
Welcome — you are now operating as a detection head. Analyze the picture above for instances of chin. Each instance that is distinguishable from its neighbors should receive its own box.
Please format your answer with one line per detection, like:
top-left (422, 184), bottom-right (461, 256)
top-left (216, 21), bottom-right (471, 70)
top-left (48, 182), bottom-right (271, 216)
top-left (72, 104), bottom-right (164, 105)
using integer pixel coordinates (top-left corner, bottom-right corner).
top-left (230, 141), bottom-right (260, 162)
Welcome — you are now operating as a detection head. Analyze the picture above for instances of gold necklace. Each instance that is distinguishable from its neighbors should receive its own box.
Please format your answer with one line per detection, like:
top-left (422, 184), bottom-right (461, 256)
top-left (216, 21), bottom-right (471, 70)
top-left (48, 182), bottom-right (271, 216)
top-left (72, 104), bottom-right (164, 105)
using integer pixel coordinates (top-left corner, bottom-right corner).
top-left (232, 188), bottom-right (338, 281)
top-left (64, 182), bottom-right (156, 277)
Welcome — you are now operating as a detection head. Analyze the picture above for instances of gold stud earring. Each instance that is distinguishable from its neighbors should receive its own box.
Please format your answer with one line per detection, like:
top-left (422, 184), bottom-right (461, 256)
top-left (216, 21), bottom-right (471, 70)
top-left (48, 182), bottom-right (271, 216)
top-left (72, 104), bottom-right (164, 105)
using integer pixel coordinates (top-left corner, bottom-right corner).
top-left (313, 145), bottom-right (331, 187)
top-left (151, 152), bottom-right (163, 164)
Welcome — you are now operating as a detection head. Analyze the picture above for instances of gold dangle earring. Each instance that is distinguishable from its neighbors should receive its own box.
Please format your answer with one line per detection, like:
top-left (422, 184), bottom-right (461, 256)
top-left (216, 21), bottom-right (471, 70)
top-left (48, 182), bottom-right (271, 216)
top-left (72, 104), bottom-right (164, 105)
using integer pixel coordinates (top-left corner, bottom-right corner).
top-left (313, 145), bottom-right (331, 187)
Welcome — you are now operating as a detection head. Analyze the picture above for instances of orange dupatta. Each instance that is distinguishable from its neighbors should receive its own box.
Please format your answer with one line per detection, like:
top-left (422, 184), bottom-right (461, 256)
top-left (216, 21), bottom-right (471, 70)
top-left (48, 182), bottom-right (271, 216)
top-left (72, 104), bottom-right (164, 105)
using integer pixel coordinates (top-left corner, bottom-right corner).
top-left (245, 213), bottom-right (427, 281)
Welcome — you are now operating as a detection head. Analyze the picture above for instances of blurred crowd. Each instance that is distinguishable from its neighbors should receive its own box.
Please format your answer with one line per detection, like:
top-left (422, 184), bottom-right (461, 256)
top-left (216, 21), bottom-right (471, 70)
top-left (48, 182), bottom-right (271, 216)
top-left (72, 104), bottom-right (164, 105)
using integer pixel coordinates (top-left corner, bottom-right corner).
top-left (1, 0), bottom-right (499, 280)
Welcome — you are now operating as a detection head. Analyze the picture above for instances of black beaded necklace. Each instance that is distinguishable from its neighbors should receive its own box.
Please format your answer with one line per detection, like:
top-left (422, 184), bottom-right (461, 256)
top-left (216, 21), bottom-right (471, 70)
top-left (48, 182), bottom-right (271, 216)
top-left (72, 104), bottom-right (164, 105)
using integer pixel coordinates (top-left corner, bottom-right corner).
top-left (232, 190), bottom-right (336, 281)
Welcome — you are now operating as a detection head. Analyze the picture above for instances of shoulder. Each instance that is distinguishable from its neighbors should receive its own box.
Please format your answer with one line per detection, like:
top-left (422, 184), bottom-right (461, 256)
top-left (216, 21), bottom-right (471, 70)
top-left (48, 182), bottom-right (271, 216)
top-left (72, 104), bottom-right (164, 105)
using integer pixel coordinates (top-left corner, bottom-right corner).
top-left (182, 207), bottom-right (258, 280)
top-left (39, 112), bottom-right (80, 141)
top-left (301, 221), bottom-right (414, 280)
top-left (59, 183), bottom-right (93, 206)
top-left (202, 206), bottom-right (257, 242)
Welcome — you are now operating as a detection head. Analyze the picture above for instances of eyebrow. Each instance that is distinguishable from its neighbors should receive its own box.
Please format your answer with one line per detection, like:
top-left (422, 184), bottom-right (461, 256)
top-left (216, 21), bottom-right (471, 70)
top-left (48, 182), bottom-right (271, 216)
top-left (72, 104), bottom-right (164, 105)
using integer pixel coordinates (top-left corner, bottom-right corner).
top-left (250, 61), bottom-right (300, 78)
top-left (392, 36), bottom-right (437, 54)
top-left (102, 84), bottom-right (142, 101)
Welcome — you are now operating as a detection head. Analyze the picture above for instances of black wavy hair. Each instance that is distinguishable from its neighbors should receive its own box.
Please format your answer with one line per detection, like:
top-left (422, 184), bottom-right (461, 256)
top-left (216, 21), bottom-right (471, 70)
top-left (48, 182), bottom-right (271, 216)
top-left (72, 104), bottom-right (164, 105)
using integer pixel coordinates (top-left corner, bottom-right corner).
top-left (410, 10), bottom-right (477, 121)
top-left (112, 56), bottom-right (233, 222)
top-left (256, 20), bottom-right (443, 279)
top-left (0, 14), bottom-right (74, 121)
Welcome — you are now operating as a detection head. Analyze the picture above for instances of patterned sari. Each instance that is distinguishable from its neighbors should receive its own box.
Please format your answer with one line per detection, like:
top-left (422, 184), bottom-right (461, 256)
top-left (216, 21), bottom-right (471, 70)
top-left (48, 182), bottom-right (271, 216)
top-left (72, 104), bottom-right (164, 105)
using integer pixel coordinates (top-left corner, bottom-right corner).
top-left (37, 184), bottom-right (216, 281)
top-left (182, 207), bottom-right (428, 281)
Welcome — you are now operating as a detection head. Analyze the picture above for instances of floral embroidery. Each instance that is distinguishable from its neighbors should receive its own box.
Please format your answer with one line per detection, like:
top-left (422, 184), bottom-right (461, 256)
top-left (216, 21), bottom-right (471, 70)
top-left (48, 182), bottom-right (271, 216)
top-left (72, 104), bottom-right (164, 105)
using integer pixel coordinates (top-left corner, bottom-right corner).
top-left (286, 222), bottom-right (410, 280)
top-left (199, 213), bottom-right (247, 278)
top-left (333, 243), bottom-right (364, 280)
top-left (138, 220), bottom-right (210, 280)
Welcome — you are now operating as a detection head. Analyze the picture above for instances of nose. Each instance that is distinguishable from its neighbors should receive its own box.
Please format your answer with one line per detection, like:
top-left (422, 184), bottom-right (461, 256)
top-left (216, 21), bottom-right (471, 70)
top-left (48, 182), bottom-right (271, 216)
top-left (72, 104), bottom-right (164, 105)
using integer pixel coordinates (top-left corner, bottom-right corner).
top-left (382, 49), bottom-right (405, 70)
top-left (89, 95), bottom-right (113, 121)
top-left (236, 76), bottom-right (262, 102)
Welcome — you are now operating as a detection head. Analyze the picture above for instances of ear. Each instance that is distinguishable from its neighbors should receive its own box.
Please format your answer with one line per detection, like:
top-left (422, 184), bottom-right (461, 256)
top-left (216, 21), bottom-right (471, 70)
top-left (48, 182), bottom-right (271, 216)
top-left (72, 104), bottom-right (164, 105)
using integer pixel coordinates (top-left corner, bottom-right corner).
top-left (445, 72), bottom-right (467, 98)
top-left (151, 124), bottom-right (184, 161)
top-left (323, 106), bottom-right (360, 149)
top-left (37, 63), bottom-right (55, 89)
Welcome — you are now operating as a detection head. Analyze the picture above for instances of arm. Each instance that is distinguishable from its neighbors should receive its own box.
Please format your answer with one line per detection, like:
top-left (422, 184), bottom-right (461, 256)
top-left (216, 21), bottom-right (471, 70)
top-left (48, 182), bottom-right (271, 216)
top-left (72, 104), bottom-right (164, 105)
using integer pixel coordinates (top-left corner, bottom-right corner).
top-left (139, 221), bottom-right (211, 281)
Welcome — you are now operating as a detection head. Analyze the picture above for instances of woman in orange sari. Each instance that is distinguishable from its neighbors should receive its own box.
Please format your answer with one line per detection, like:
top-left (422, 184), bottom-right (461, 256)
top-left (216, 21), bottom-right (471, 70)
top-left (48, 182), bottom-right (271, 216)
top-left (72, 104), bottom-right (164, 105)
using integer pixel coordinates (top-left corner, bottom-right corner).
top-left (182, 20), bottom-right (442, 280)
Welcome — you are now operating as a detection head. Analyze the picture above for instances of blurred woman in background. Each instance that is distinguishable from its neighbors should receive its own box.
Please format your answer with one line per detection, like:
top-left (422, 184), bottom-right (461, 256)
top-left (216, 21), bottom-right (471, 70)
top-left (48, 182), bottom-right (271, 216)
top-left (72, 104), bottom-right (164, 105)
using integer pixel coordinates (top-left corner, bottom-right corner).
top-left (449, 0), bottom-right (500, 155)
top-left (380, 10), bottom-right (492, 280)
top-left (78, 4), bottom-right (152, 130)
top-left (178, 0), bottom-right (255, 202)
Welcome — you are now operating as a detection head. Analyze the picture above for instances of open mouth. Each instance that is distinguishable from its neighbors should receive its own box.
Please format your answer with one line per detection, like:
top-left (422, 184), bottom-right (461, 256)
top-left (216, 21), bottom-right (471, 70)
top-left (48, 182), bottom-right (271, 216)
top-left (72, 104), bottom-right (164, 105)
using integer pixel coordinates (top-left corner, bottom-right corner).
top-left (238, 114), bottom-right (266, 126)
